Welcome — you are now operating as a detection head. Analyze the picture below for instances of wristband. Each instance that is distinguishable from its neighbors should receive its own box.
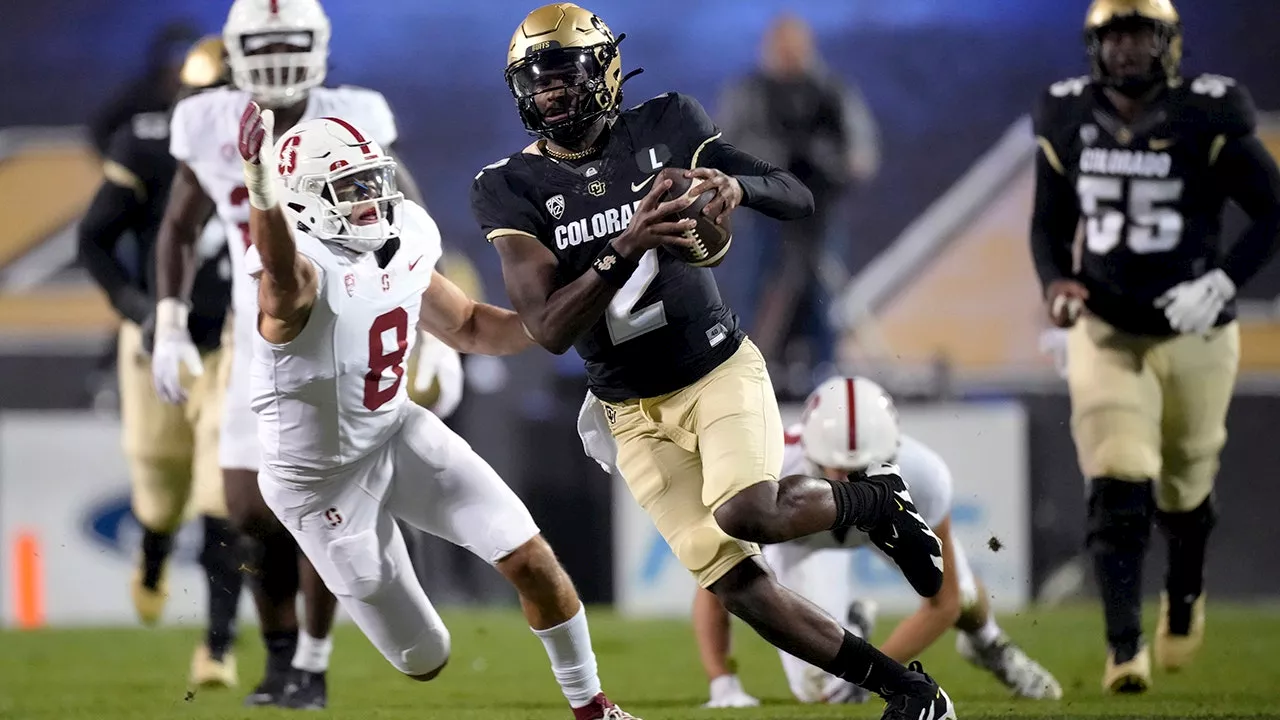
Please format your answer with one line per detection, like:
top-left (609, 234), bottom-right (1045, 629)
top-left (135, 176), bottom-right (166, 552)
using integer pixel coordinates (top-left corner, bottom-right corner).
top-left (242, 159), bottom-right (277, 210)
top-left (591, 243), bottom-right (639, 288)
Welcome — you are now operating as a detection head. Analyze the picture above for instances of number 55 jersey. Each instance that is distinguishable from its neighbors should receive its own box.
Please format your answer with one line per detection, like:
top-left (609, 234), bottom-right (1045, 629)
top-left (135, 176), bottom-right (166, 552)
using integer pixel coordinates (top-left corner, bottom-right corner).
top-left (1031, 74), bottom-right (1257, 335)
top-left (245, 200), bottom-right (442, 481)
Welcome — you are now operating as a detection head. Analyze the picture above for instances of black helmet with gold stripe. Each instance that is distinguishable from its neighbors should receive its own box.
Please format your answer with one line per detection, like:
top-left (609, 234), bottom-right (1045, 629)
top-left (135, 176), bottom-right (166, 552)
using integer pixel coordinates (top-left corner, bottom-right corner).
top-left (1084, 0), bottom-right (1182, 96)
top-left (504, 3), bottom-right (627, 146)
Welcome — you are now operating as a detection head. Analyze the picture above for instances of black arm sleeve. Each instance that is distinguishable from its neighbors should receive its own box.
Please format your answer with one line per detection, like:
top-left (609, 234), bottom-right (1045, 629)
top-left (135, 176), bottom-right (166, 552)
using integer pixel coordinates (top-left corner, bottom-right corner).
top-left (78, 180), bottom-right (151, 325)
top-left (672, 92), bottom-right (814, 220)
top-left (1218, 135), bottom-right (1280, 288)
top-left (700, 140), bottom-right (815, 220)
top-left (1029, 149), bottom-right (1080, 293)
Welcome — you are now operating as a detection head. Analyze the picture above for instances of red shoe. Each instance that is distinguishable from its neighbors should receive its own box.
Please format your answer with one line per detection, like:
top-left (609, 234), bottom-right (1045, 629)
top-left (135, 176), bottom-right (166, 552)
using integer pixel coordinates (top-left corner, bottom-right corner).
top-left (572, 693), bottom-right (639, 720)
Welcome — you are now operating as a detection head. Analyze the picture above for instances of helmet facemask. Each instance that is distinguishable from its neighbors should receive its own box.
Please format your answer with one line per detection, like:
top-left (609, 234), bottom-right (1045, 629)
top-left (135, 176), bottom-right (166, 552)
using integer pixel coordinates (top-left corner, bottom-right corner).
top-left (1087, 15), bottom-right (1180, 98)
top-left (290, 163), bottom-right (404, 253)
top-left (229, 31), bottom-right (327, 107)
top-left (506, 44), bottom-right (619, 146)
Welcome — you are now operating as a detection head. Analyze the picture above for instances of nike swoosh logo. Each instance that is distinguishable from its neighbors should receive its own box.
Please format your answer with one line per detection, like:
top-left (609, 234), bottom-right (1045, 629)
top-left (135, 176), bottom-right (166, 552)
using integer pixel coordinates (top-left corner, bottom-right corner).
top-left (408, 255), bottom-right (424, 271)
top-left (631, 174), bottom-right (656, 192)
top-left (890, 525), bottom-right (898, 539)
top-left (1149, 138), bottom-right (1176, 150)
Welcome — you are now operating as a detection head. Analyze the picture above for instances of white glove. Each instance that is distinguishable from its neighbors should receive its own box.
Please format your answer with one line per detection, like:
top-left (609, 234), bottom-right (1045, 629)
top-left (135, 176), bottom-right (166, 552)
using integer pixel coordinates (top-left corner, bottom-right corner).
top-left (1155, 269), bottom-right (1236, 335)
top-left (1038, 328), bottom-right (1070, 379)
top-left (412, 329), bottom-right (464, 419)
top-left (703, 675), bottom-right (759, 708)
top-left (150, 297), bottom-right (204, 404)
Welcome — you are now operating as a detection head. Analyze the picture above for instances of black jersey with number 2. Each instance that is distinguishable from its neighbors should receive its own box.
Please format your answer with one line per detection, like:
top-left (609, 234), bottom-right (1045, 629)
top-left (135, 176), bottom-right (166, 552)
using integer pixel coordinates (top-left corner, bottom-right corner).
top-left (471, 92), bottom-right (810, 402)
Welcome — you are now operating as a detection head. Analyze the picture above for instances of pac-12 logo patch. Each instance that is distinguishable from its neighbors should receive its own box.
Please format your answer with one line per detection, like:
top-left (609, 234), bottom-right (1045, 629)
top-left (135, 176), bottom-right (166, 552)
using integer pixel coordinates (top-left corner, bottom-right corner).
top-left (546, 194), bottom-right (565, 219)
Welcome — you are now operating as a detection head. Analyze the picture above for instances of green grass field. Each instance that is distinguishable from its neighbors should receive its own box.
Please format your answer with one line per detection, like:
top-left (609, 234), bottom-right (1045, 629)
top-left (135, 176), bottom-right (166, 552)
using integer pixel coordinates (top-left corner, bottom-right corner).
top-left (1, 603), bottom-right (1278, 719)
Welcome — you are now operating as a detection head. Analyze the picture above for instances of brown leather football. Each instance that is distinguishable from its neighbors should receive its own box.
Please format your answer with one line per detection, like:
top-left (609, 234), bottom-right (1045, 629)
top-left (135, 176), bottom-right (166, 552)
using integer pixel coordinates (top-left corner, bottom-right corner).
top-left (656, 167), bottom-right (733, 268)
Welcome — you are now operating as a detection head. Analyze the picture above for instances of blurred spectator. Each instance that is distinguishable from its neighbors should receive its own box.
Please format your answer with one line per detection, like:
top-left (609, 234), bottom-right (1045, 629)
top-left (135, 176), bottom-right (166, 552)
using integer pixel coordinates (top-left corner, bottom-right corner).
top-left (88, 21), bottom-right (201, 155)
top-left (718, 13), bottom-right (880, 397)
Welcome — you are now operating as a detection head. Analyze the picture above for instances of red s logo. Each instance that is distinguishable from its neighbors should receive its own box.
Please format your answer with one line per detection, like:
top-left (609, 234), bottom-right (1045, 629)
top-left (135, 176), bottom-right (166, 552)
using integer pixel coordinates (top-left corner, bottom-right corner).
top-left (278, 134), bottom-right (303, 176)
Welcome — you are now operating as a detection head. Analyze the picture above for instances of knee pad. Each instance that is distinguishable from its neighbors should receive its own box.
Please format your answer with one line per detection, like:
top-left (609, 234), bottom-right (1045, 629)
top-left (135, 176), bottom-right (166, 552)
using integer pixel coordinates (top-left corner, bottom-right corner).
top-left (1155, 495), bottom-right (1217, 540)
top-left (1086, 477), bottom-right (1154, 553)
top-left (398, 623), bottom-right (452, 679)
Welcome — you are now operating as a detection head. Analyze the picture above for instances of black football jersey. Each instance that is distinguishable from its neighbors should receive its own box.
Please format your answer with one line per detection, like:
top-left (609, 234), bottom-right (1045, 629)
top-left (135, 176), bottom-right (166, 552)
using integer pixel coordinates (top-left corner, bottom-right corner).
top-left (470, 92), bottom-right (744, 402)
top-left (106, 112), bottom-right (231, 349)
top-left (1033, 74), bottom-right (1257, 336)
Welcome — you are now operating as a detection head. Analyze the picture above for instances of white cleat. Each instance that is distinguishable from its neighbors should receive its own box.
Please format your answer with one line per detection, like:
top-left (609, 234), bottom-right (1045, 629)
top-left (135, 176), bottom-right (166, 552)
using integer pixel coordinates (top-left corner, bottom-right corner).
top-left (703, 675), bottom-right (760, 708)
top-left (957, 631), bottom-right (1063, 699)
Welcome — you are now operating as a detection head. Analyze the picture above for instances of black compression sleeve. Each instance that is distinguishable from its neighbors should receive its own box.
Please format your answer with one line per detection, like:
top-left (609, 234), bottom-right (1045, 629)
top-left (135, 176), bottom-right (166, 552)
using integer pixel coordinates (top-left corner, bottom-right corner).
top-left (699, 141), bottom-right (815, 221)
top-left (77, 181), bottom-right (151, 324)
top-left (1217, 135), bottom-right (1280, 288)
top-left (1029, 150), bottom-right (1080, 293)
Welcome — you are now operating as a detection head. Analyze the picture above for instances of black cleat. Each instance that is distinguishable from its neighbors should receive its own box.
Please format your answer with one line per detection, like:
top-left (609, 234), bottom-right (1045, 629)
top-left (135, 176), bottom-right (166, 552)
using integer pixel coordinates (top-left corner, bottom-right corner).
top-left (243, 669), bottom-right (290, 707)
top-left (881, 661), bottom-right (957, 720)
top-left (857, 463), bottom-right (945, 597)
top-left (279, 670), bottom-right (327, 710)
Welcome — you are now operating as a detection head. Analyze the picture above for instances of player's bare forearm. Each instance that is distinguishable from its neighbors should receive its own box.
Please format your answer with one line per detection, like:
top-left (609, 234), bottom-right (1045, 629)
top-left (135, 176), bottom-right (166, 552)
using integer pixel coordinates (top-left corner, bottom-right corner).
top-left (250, 204), bottom-right (317, 322)
top-left (419, 271), bottom-right (532, 356)
top-left (493, 233), bottom-right (618, 355)
top-left (878, 518), bottom-right (962, 662)
top-left (702, 142), bottom-right (814, 219)
top-left (155, 163), bottom-right (213, 300)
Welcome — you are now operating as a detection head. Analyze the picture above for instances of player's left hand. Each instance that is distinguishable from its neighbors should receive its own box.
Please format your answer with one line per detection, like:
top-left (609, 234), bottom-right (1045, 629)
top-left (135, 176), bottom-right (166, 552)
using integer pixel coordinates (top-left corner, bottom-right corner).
top-left (1155, 269), bottom-right (1236, 335)
top-left (686, 168), bottom-right (742, 226)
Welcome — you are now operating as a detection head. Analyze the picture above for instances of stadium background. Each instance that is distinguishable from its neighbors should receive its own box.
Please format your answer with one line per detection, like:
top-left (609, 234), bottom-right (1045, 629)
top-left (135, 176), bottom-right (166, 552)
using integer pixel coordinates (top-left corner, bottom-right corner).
top-left (1, 0), bottom-right (1279, 631)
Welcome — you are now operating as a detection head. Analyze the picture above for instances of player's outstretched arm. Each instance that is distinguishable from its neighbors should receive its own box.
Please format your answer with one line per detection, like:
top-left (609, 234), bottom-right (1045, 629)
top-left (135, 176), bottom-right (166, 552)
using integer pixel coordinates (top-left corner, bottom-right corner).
top-left (418, 271), bottom-right (532, 356)
top-left (492, 178), bottom-right (695, 354)
top-left (239, 102), bottom-right (318, 343)
top-left (877, 516), bottom-right (962, 663)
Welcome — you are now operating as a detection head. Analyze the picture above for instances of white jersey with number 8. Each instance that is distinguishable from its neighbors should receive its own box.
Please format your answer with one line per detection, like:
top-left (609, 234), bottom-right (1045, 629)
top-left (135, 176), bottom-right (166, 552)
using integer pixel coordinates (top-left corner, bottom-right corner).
top-left (245, 200), bottom-right (441, 480)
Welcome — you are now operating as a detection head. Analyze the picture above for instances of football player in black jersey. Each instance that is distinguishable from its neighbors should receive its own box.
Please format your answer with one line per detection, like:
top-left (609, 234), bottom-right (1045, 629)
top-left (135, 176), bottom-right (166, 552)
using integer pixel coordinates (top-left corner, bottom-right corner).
top-left (78, 36), bottom-right (244, 689)
top-left (1030, 0), bottom-right (1280, 693)
top-left (471, 5), bottom-right (955, 719)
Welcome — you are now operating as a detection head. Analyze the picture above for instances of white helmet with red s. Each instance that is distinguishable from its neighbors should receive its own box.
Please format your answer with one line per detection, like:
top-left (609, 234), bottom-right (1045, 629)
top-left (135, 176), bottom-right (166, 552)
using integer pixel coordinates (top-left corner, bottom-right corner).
top-left (273, 117), bottom-right (403, 253)
top-left (800, 376), bottom-right (901, 471)
top-left (223, 0), bottom-right (331, 108)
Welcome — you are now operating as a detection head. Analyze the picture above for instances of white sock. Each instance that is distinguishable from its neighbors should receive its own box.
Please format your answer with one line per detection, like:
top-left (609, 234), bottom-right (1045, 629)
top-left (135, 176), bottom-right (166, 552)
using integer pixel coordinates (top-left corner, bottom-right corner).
top-left (292, 631), bottom-right (333, 674)
top-left (972, 617), bottom-right (1003, 647)
top-left (531, 604), bottom-right (602, 708)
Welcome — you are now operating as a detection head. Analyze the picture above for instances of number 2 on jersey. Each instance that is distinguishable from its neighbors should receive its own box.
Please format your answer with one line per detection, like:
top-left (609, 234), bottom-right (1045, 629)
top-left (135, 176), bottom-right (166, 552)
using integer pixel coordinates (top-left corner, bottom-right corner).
top-left (229, 186), bottom-right (252, 250)
top-left (605, 249), bottom-right (666, 345)
top-left (1077, 176), bottom-right (1184, 255)
top-left (364, 307), bottom-right (409, 410)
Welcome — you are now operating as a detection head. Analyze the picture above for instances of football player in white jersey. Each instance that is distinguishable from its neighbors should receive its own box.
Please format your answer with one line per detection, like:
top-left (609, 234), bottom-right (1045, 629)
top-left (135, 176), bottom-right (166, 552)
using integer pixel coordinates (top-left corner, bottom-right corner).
top-left (234, 103), bottom-right (638, 720)
top-left (695, 377), bottom-right (1063, 707)
top-left (149, 0), bottom-right (457, 708)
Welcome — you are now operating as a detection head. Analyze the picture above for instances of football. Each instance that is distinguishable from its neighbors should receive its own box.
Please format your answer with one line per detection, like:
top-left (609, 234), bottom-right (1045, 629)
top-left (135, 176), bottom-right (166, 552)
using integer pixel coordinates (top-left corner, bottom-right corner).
top-left (656, 166), bottom-right (733, 268)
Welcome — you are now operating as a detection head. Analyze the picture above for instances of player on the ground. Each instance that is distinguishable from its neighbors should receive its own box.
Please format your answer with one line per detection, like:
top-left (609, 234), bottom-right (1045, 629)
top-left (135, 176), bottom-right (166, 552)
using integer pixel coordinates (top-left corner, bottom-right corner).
top-left (694, 377), bottom-right (1062, 707)
top-left (237, 101), bottom-right (638, 720)
top-left (78, 35), bottom-right (243, 689)
top-left (1030, 0), bottom-right (1280, 693)
top-left (150, 0), bottom-right (448, 708)
top-left (472, 5), bottom-right (954, 719)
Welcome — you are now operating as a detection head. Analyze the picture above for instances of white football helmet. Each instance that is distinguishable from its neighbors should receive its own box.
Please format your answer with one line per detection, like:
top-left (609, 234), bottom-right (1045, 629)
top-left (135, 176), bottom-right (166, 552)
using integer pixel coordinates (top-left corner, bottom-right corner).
top-left (273, 117), bottom-right (403, 253)
top-left (800, 376), bottom-right (901, 471)
top-left (223, 0), bottom-right (330, 108)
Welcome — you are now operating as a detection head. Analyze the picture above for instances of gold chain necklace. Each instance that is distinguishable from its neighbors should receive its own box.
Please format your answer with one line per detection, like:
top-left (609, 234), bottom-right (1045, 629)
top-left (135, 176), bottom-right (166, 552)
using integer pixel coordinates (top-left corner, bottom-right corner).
top-left (540, 140), bottom-right (598, 161)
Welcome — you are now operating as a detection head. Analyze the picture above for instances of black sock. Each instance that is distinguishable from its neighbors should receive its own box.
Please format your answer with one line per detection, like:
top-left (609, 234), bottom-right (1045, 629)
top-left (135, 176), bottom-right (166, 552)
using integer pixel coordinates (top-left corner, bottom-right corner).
top-left (1156, 498), bottom-right (1216, 635)
top-left (140, 528), bottom-right (174, 589)
top-left (200, 516), bottom-right (244, 661)
top-left (821, 629), bottom-right (916, 697)
top-left (1087, 478), bottom-right (1153, 661)
top-left (828, 478), bottom-right (887, 530)
top-left (264, 629), bottom-right (299, 676)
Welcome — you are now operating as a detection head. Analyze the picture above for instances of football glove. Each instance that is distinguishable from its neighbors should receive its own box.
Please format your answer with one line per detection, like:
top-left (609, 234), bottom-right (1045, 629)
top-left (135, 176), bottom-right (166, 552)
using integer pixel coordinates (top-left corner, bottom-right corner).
top-left (411, 329), bottom-right (464, 419)
top-left (1155, 269), bottom-right (1235, 335)
top-left (150, 297), bottom-right (203, 404)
